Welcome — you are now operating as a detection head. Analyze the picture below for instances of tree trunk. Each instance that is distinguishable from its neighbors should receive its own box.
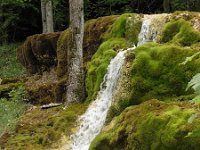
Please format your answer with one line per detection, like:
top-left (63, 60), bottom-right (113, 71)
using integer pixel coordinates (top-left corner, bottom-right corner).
top-left (41, 0), bottom-right (47, 33)
top-left (163, 0), bottom-right (170, 13)
top-left (41, 0), bottom-right (54, 33)
top-left (46, 0), bottom-right (54, 32)
top-left (66, 0), bottom-right (85, 102)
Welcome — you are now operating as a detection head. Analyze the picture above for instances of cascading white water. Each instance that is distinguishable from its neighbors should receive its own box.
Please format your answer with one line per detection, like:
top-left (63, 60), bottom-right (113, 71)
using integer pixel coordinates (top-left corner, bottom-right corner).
top-left (60, 14), bottom-right (169, 150)
top-left (137, 14), bottom-right (168, 46)
top-left (66, 47), bottom-right (135, 150)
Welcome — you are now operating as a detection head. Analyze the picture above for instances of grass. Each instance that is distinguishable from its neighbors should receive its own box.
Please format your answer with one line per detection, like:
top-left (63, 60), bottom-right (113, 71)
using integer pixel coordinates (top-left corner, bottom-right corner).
top-left (0, 43), bottom-right (26, 78)
top-left (0, 86), bottom-right (27, 136)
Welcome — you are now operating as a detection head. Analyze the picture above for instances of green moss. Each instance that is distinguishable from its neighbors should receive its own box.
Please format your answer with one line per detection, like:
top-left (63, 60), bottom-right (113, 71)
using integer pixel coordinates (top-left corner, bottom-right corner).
top-left (2, 103), bottom-right (88, 149)
top-left (90, 100), bottom-right (200, 150)
top-left (161, 19), bottom-right (200, 46)
top-left (103, 13), bottom-right (142, 43)
top-left (86, 38), bottom-right (129, 102)
top-left (103, 13), bottom-right (132, 39)
top-left (125, 14), bottom-right (142, 44)
top-left (130, 43), bottom-right (200, 104)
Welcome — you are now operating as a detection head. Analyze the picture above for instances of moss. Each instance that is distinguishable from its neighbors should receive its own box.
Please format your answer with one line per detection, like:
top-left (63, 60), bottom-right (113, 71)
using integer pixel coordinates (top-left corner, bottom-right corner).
top-left (17, 32), bottom-right (61, 74)
top-left (125, 14), bottom-right (142, 44)
top-left (103, 13), bottom-right (142, 43)
top-left (90, 100), bottom-right (200, 150)
top-left (2, 103), bottom-right (88, 149)
top-left (86, 38), bottom-right (129, 102)
top-left (161, 19), bottom-right (200, 46)
top-left (103, 13), bottom-right (132, 39)
top-left (130, 43), bottom-right (200, 104)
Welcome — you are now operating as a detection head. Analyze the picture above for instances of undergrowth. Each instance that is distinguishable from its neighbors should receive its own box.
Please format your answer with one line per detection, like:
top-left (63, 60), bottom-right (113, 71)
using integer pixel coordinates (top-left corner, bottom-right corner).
top-left (0, 86), bottom-right (27, 136)
top-left (2, 103), bottom-right (88, 149)
top-left (0, 43), bottom-right (26, 78)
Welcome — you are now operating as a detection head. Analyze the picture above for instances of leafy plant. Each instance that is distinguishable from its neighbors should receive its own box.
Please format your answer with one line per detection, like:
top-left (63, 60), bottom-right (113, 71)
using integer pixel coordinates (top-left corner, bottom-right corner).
top-left (186, 73), bottom-right (200, 103)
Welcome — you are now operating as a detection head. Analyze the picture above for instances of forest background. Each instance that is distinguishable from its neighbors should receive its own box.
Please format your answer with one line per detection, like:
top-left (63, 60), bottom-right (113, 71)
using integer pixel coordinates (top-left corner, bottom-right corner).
top-left (0, 0), bottom-right (200, 44)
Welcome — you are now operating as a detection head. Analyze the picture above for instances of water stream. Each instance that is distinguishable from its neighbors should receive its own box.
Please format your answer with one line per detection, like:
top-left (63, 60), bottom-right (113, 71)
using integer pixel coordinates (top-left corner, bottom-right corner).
top-left (69, 47), bottom-right (135, 150)
top-left (62, 14), bottom-right (169, 150)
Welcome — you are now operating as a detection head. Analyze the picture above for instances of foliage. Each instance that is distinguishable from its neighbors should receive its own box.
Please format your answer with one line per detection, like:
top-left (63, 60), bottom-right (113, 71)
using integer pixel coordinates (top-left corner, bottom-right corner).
top-left (90, 100), bottom-right (200, 150)
top-left (0, 0), bottom-right (41, 43)
top-left (0, 86), bottom-right (27, 136)
top-left (0, 43), bottom-right (26, 78)
top-left (186, 73), bottom-right (200, 103)
top-left (53, 0), bottom-right (69, 31)
top-left (1, 0), bottom-right (199, 42)
top-left (170, 0), bottom-right (200, 12)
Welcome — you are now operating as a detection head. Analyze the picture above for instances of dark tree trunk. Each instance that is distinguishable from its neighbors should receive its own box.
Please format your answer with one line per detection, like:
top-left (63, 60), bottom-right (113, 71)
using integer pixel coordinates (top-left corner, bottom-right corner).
top-left (163, 0), bottom-right (170, 12)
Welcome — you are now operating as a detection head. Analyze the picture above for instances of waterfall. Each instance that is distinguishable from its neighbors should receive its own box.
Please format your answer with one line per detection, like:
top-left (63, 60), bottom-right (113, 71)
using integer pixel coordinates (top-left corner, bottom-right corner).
top-left (137, 14), bottom-right (168, 46)
top-left (62, 47), bottom-right (134, 150)
top-left (60, 13), bottom-right (169, 150)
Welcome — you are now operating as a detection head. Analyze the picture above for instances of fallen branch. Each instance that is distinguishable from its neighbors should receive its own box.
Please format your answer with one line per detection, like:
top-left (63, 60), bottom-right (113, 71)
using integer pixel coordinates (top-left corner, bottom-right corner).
top-left (41, 103), bottom-right (63, 109)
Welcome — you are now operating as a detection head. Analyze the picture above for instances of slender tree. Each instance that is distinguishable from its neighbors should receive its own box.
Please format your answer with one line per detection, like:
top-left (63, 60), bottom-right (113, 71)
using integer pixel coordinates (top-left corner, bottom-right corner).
top-left (66, 0), bottom-right (85, 102)
top-left (41, 0), bottom-right (54, 33)
top-left (163, 0), bottom-right (170, 12)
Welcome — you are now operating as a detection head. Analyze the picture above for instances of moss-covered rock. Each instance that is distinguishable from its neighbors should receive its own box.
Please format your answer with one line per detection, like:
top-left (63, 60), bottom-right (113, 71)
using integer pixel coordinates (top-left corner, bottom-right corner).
top-left (161, 19), bottom-right (200, 46)
top-left (17, 32), bottom-right (61, 74)
top-left (90, 100), bottom-right (200, 150)
top-left (24, 69), bottom-right (58, 104)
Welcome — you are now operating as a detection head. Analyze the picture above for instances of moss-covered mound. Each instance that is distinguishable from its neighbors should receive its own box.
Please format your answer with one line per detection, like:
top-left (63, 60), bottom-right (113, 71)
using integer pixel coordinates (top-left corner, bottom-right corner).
top-left (131, 43), bottom-right (200, 104)
top-left (17, 32), bottom-right (61, 74)
top-left (24, 68), bottom-right (59, 104)
top-left (90, 100), bottom-right (200, 150)
top-left (161, 19), bottom-right (200, 46)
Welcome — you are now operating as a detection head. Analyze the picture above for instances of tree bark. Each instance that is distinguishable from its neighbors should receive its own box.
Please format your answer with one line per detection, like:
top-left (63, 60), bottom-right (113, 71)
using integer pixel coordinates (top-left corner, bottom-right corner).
top-left (41, 0), bottom-right (54, 33)
top-left (41, 0), bottom-right (47, 33)
top-left (46, 0), bottom-right (54, 32)
top-left (163, 0), bottom-right (170, 13)
top-left (66, 0), bottom-right (85, 102)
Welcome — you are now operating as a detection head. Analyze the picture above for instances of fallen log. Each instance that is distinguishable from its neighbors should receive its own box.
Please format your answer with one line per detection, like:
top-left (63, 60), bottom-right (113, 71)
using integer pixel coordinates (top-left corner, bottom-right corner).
top-left (40, 103), bottom-right (63, 109)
